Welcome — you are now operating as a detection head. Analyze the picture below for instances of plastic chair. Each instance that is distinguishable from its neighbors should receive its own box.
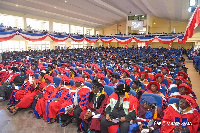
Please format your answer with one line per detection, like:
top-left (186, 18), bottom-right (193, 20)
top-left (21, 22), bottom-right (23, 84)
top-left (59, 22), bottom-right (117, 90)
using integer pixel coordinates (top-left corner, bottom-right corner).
top-left (80, 64), bottom-right (84, 68)
top-left (85, 82), bottom-right (92, 89)
top-left (170, 87), bottom-right (179, 94)
top-left (54, 70), bottom-right (59, 74)
top-left (66, 72), bottom-right (69, 77)
top-left (84, 69), bottom-right (93, 74)
top-left (129, 90), bottom-right (136, 97)
top-left (162, 79), bottom-right (168, 88)
top-left (53, 77), bottom-right (61, 87)
top-left (103, 85), bottom-right (115, 96)
top-left (69, 79), bottom-right (75, 86)
top-left (71, 64), bottom-right (76, 67)
top-left (119, 79), bottom-right (125, 84)
top-left (140, 93), bottom-right (163, 109)
top-left (141, 82), bottom-right (145, 90)
top-left (130, 74), bottom-right (135, 80)
top-left (34, 73), bottom-right (40, 79)
top-left (168, 97), bottom-right (180, 105)
top-left (103, 77), bottom-right (110, 85)
top-left (159, 85), bottom-right (166, 95)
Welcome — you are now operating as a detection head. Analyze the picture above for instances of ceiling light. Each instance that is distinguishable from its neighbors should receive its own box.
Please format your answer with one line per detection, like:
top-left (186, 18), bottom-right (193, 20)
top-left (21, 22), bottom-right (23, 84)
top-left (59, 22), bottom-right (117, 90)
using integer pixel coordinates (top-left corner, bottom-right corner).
top-left (45, 11), bottom-right (47, 13)
top-left (135, 15), bottom-right (138, 16)
top-left (16, 4), bottom-right (18, 6)
top-left (55, 7), bottom-right (56, 8)
top-left (142, 15), bottom-right (144, 17)
top-left (65, 1), bottom-right (67, 2)
top-left (154, 23), bottom-right (156, 24)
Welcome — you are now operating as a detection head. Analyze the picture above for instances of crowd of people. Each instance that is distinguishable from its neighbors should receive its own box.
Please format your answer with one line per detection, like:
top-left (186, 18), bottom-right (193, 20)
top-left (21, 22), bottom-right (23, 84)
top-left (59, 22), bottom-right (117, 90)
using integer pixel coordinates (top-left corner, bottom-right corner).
top-left (0, 47), bottom-right (199, 133)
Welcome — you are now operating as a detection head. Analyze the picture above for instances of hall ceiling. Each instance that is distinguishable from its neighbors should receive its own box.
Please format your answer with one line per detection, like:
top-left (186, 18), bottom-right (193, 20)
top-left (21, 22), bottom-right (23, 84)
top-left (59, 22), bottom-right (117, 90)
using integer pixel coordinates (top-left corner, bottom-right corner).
top-left (0, 0), bottom-right (192, 28)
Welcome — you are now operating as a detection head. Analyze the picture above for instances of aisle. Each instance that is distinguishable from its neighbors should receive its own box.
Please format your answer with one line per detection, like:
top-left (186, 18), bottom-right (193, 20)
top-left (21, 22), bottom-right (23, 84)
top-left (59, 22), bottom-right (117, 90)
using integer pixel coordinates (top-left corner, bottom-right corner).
top-left (184, 55), bottom-right (200, 105)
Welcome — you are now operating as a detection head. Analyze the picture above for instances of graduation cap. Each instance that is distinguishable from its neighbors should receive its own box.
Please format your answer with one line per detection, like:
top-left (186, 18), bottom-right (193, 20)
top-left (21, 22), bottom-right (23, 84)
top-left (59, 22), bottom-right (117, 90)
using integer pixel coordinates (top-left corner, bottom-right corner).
top-left (141, 96), bottom-right (157, 106)
top-left (115, 84), bottom-right (130, 96)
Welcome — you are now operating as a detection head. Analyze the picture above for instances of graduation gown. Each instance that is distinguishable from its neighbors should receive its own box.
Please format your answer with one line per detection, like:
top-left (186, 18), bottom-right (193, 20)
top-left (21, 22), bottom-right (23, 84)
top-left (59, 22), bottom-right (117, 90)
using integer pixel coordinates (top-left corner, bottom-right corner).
top-left (106, 93), bottom-right (139, 133)
top-left (48, 86), bottom-right (71, 119)
top-left (15, 81), bottom-right (47, 109)
top-left (161, 103), bottom-right (199, 133)
top-left (34, 83), bottom-right (56, 121)
top-left (132, 103), bottom-right (163, 132)
top-left (59, 85), bottom-right (91, 115)
top-left (79, 92), bottom-right (109, 131)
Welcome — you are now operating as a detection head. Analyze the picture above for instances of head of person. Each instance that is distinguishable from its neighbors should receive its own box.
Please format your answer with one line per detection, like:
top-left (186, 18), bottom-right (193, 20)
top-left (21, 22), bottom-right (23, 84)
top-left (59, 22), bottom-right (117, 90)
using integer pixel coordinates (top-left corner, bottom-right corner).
top-left (177, 84), bottom-right (192, 95)
top-left (175, 76), bottom-right (184, 86)
top-left (177, 95), bottom-right (198, 110)
top-left (60, 75), bottom-right (70, 86)
top-left (115, 84), bottom-right (130, 97)
top-left (141, 96), bottom-right (157, 109)
top-left (44, 75), bottom-right (53, 84)
top-left (161, 67), bottom-right (169, 75)
top-left (91, 80), bottom-right (104, 94)
top-left (74, 77), bottom-right (85, 88)
top-left (139, 71), bottom-right (148, 80)
top-left (131, 80), bottom-right (142, 89)
top-left (122, 70), bottom-right (130, 78)
top-left (39, 70), bottom-right (46, 82)
top-left (111, 74), bottom-right (120, 84)
top-left (147, 81), bottom-right (160, 93)
top-left (155, 74), bottom-right (164, 84)
top-left (20, 68), bottom-right (26, 75)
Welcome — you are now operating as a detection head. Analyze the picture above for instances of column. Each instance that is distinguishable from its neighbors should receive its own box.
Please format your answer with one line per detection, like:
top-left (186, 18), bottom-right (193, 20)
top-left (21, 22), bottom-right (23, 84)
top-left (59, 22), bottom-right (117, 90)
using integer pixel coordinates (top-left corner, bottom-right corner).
top-left (65, 41), bottom-right (71, 49)
top-left (25, 41), bottom-right (28, 51)
top-left (49, 20), bottom-right (53, 32)
top-left (69, 24), bottom-right (71, 34)
top-left (23, 17), bottom-right (27, 30)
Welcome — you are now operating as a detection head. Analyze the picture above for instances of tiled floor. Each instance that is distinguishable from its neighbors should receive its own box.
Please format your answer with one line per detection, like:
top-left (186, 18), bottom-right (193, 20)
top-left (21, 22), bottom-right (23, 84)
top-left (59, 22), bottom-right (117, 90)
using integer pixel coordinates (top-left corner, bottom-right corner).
top-left (0, 55), bottom-right (200, 133)
top-left (0, 101), bottom-right (77, 133)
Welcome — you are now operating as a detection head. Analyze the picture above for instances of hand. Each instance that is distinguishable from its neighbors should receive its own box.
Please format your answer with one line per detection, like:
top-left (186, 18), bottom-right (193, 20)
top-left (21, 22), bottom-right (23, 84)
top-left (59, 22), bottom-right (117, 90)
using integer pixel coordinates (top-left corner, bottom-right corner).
top-left (139, 124), bottom-right (144, 131)
top-left (148, 127), bottom-right (153, 132)
top-left (53, 98), bottom-right (60, 101)
top-left (106, 114), bottom-right (111, 121)
top-left (35, 95), bottom-right (39, 99)
top-left (174, 126), bottom-right (181, 132)
top-left (120, 117), bottom-right (126, 122)
top-left (66, 107), bottom-right (74, 114)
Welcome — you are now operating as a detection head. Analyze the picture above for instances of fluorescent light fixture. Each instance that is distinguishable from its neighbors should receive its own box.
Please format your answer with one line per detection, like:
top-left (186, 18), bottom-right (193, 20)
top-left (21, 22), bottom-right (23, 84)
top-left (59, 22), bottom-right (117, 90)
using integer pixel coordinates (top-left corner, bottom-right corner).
top-left (154, 23), bottom-right (156, 24)
top-left (16, 4), bottom-right (18, 6)
top-left (65, 1), bottom-right (67, 3)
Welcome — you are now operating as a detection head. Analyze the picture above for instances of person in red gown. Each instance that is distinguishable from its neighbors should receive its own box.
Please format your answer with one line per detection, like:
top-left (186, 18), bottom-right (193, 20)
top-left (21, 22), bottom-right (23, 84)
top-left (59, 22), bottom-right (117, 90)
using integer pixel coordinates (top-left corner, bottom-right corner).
top-left (33, 75), bottom-right (56, 121)
top-left (79, 80), bottom-right (109, 133)
top-left (161, 95), bottom-right (200, 133)
top-left (47, 75), bottom-right (71, 124)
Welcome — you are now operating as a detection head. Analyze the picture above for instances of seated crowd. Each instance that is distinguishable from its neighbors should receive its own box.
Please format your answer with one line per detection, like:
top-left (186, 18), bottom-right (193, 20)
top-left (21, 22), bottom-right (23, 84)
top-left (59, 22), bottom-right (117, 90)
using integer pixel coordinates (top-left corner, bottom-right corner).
top-left (0, 47), bottom-right (199, 133)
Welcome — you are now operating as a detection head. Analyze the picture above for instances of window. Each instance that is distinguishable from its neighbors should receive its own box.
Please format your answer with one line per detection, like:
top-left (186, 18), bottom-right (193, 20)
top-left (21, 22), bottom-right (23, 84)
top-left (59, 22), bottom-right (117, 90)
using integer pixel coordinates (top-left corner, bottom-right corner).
top-left (27, 41), bottom-right (50, 50)
top-left (138, 42), bottom-right (145, 48)
top-left (26, 18), bottom-right (49, 31)
top-left (70, 25), bottom-right (83, 34)
top-left (84, 27), bottom-right (94, 35)
top-left (0, 14), bottom-right (24, 29)
top-left (53, 22), bottom-right (69, 33)
top-left (58, 42), bottom-right (66, 49)
top-left (139, 27), bottom-right (146, 34)
top-left (189, 0), bottom-right (197, 6)
top-left (0, 41), bottom-right (25, 53)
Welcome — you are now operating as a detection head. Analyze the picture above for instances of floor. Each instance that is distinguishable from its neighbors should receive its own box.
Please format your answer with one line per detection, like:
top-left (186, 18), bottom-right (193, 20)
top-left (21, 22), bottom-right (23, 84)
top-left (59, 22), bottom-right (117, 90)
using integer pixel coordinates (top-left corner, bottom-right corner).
top-left (0, 55), bottom-right (199, 133)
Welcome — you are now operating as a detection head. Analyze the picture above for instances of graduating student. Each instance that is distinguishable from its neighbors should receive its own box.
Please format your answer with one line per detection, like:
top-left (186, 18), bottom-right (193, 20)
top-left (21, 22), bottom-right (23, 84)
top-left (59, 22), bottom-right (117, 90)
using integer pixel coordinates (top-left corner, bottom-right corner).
top-left (79, 80), bottom-right (109, 133)
top-left (121, 70), bottom-right (132, 85)
top-left (129, 96), bottom-right (163, 133)
top-left (130, 80), bottom-right (145, 99)
top-left (108, 73), bottom-right (121, 89)
top-left (161, 95), bottom-right (200, 133)
top-left (34, 75), bottom-right (56, 121)
top-left (47, 75), bottom-right (71, 124)
top-left (101, 84), bottom-right (138, 133)
top-left (144, 81), bottom-right (167, 109)
top-left (136, 71), bottom-right (149, 88)
top-left (59, 77), bottom-right (90, 132)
